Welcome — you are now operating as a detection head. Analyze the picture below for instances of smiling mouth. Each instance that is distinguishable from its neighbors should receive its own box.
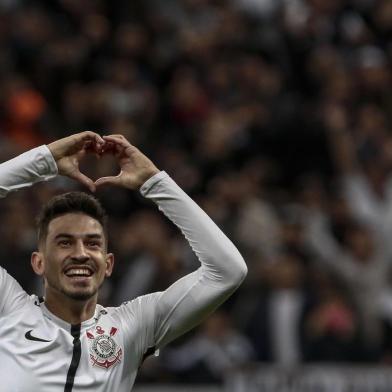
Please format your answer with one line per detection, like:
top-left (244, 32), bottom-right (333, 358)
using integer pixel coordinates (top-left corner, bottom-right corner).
top-left (63, 267), bottom-right (94, 281)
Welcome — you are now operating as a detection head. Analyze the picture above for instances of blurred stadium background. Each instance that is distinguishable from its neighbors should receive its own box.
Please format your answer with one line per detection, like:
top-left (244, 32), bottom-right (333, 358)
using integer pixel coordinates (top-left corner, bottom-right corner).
top-left (1, 0), bottom-right (392, 390)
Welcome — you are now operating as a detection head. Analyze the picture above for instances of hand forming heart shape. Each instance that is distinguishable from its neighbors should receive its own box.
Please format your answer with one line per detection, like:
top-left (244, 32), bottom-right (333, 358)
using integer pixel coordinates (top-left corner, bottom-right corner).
top-left (48, 132), bottom-right (160, 192)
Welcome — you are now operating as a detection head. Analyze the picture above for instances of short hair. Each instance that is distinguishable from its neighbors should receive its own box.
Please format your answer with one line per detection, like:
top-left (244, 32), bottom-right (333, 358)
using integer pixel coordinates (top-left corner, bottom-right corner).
top-left (36, 192), bottom-right (108, 245)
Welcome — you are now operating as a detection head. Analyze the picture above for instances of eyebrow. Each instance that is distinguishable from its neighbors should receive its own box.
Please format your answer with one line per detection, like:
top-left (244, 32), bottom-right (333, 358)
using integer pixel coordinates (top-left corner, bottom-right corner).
top-left (54, 233), bottom-right (103, 240)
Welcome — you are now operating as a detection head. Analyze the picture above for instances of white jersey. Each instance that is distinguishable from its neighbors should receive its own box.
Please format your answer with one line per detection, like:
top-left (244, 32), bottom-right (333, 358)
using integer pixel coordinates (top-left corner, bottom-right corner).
top-left (0, 146), bottom-right (247, 392)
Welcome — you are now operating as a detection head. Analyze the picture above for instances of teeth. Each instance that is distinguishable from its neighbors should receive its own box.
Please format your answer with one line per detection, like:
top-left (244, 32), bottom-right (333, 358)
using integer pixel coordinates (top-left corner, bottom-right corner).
top-left (65, 268), bottom-right (92, 277)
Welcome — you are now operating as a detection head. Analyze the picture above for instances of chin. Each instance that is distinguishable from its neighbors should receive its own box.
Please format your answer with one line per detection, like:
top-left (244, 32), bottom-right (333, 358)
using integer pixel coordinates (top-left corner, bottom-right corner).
top-left (63, 289), bottom-right (97, 301)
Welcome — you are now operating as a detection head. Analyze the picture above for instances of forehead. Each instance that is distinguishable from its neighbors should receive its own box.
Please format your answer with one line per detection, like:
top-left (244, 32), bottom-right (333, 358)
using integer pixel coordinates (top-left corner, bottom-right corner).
top-left (46, 213), bottom-right (104, 239)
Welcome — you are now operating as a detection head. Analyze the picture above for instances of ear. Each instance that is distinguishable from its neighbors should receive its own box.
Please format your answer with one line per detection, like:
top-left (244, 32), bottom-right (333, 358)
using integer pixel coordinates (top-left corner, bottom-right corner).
top-left (31, 252), bottom-right (45, 276)
top-left (105, 253), bottom-right (115, 277)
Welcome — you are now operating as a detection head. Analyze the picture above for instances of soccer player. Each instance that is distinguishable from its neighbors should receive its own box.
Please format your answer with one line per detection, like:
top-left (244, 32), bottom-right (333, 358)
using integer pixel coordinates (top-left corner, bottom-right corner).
top-left (0, 132), bottom-right (247, 391)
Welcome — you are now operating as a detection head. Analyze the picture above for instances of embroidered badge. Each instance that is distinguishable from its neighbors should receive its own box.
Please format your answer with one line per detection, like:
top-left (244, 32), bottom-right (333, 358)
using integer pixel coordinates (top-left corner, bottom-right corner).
top-left (87, 326), bottom-right (122, 369)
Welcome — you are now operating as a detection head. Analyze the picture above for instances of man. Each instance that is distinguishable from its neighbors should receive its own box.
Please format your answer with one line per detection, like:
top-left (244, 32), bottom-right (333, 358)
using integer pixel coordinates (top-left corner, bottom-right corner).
top-left (0, 132), bottom-right (247, 392)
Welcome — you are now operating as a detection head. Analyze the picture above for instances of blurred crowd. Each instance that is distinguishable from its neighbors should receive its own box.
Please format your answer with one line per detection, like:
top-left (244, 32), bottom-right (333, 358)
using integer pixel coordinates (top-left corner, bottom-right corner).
top-left (1, 0), bottom-right (392, 385)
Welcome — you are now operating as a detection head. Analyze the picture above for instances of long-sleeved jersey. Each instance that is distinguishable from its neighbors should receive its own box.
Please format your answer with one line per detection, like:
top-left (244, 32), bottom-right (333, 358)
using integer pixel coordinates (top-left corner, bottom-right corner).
top-left (0, 145), bottom-right (247, 392)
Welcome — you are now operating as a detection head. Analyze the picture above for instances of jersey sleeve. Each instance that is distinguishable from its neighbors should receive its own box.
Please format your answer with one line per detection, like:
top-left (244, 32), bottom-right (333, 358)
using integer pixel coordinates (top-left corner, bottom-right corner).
top-left (0, 145), bottom-right (58, 315)
top-left (0, 145), bottom-right (58, 198)
top-left (118, 172), bottom-right (247, 355)
top-left (0, 266), bottom-right (28, 317)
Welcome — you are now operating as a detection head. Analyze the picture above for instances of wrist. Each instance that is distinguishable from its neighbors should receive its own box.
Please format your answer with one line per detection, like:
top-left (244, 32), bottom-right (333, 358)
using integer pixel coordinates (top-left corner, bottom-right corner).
top-left (47, 142), bottom-right (61, 162)
top-left (135, 168), bottom-right (160, 189)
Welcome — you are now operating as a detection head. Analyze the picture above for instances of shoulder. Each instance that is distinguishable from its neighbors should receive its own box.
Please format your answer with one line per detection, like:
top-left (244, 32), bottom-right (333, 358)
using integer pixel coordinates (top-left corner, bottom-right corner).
top-left (0, 267), bottom-right (31, 316)
top-left (105, 293), bottom-right (163, 322)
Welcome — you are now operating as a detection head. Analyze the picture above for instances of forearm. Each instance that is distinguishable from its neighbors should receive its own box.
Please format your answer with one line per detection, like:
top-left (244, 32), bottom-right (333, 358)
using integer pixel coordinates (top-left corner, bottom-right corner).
top-left (140, 171), bottom-right (248, 288)
top-left (0, 146), bottom-right (58, 198)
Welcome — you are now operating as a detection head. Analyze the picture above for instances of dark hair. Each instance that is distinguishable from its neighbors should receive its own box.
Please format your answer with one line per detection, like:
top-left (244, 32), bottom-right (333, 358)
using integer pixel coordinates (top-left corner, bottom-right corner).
top-left (36, 192), bottom-right (108, 245)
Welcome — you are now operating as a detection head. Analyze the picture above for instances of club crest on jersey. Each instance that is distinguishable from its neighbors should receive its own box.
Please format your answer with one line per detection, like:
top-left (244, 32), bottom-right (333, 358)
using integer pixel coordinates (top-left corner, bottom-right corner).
top-left (86, 326), bottom-right (122, 369)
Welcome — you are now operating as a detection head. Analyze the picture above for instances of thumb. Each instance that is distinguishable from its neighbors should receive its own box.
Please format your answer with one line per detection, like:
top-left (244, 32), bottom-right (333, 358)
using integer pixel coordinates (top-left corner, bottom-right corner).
top-left (70, 171), bottom-right (96, 193)
top-left (95, 175), bottom-right (122, 188)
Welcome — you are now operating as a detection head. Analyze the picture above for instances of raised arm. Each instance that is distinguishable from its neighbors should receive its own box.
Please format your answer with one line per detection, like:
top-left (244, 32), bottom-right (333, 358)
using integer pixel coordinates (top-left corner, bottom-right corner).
top-left (95, 135), bottom-right (247, 348)
top-left (140, 172), bottom-right (248, 347)
top-left (0, 131), bottom-right (104, 198)
top-left (0, 131), bottom-right (104, 316)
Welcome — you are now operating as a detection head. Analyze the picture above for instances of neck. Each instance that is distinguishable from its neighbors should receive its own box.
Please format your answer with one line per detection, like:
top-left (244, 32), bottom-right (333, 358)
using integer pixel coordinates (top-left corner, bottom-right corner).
top-left (44, 290), bottom-right (97, 325)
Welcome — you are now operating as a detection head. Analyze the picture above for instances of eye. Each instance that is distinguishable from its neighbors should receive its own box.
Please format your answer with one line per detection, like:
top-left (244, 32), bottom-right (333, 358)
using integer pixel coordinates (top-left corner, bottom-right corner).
top-left (58, 240), bottom-right (71, 247)
top-left (86, 241), bottom-right (102, 249)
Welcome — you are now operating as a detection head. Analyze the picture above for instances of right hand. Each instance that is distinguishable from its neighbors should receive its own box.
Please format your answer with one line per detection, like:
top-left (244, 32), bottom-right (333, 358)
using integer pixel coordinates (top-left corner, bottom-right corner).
top-left (48, 131), bottom-right (104, 192)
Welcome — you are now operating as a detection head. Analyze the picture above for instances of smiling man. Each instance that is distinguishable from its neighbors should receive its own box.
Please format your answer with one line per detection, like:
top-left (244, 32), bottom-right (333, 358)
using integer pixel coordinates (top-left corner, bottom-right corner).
top-left (33, 196), bottom-right (113, 316)
top-left (0, 132), bottom-right (247, 392)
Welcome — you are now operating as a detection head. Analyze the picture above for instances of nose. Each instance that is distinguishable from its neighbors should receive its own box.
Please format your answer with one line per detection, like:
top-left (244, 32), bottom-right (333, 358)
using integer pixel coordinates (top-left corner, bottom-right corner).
top-left (71, 240), bottom-right (90, 262)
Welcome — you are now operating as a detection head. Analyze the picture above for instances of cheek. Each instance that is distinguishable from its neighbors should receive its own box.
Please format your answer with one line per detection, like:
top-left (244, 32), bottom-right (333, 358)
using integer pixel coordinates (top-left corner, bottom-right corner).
top-left (43, 263), bottom-right (56, 277)
top-left (42, 254), bottom-right (63, 275)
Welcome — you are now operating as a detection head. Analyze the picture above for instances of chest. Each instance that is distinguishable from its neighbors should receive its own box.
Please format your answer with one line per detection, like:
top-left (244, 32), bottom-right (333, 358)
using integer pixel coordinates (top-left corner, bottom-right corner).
top-left (0, 307), bottom-right (140, 392)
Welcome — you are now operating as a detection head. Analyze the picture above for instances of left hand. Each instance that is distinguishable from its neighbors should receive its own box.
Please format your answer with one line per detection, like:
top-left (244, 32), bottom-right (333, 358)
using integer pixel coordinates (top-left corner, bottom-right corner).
top-left (94, 135), bottom-right (160, 190)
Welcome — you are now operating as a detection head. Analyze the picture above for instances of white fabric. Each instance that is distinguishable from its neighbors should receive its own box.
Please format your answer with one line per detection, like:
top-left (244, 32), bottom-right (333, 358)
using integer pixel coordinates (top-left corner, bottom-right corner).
top-left (0, 146), bottom-right (247, 392)
top-left (0, 145), bottom-right (58, 197)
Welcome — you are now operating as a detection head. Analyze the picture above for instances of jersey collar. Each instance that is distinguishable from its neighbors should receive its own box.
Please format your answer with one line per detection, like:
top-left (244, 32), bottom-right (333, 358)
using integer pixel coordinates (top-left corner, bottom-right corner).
top-left (40, 302), bottom-right (102, 332)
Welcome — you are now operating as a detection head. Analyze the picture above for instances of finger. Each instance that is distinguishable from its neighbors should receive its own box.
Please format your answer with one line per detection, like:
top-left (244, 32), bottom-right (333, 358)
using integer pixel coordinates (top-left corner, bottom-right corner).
top-left (76, 132), bottom-right (105, 152)
top-left (70, 171), bottom-right (96, 192)
top-left (100, 141), bottom-right (116, 154)
top-left (104, 134), bottom-right (126, 139)
top-left (102, 135), bottom-right (131, 148)
top-left (94, 133), bottom-right (105, 146)
top-left (101, 139), bottom-right (128, 158)
top-left (103, 135), bottom-right (139, 155)
top-left (95, 175), bottom-right (121, 188)
top-left (85, 141), bottom-right (103, 156)
top-left (79, 131), bottom-right (105, 144)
